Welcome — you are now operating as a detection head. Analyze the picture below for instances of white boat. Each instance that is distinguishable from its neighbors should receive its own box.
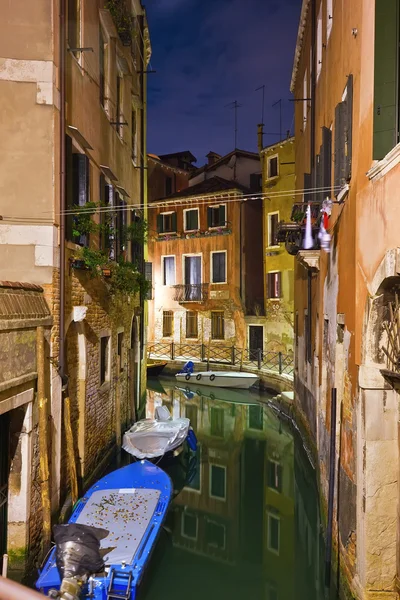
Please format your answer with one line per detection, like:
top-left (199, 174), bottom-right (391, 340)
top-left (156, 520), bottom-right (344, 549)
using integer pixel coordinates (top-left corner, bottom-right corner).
top-left (175, 362), bottom-right (258, 389)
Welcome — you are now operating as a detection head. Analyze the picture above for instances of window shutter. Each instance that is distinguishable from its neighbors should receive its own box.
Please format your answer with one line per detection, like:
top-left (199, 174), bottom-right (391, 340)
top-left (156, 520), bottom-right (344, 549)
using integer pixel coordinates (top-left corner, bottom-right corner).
top-left (106, 184), bottom-right (115, 259)
top-left (373, 0), bottom-right (398, 160)
top-left (65, 136), bottom-right (74, 241)
top-left (99, 173), bottom-right (105, 250)
top-left (316, 154), bottom-right (323, 203)
top-left (157, 214), bottom-right (163, 233)
top-left (277, 465), bottom-right (283, 492)
top-left (303, 173), bottom-right (311, 203)
top-left (321, 126), bottom-right (332, 195)
top-left (334, 102), bottom-right (346, 193)
top-left (207, 206), bottom-right (213, 227)
top-left (345, 74), bottom-right (353, 181)
top-left (219, 204), bottom-right (226, 226)
top-left (145, 261), bottom-right (153, 300)
top-left (72, 153), bottom-right (89, 246)
top-left (171, 212), bottom-right (177, 232)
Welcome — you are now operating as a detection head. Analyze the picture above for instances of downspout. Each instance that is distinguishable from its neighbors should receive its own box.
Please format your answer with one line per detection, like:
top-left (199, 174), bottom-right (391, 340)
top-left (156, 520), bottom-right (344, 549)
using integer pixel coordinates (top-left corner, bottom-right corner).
top-left (59, 0), bottom-right (66, 385)
top-left (308, 0), bottom-right (317, 364)
top-left (138, 13), bottom-right (146, 406)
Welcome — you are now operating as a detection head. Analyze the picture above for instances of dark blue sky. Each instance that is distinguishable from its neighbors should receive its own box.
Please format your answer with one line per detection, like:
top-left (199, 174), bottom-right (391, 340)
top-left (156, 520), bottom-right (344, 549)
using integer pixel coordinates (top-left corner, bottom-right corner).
top-left (145, 0), bottom-right (302, 167)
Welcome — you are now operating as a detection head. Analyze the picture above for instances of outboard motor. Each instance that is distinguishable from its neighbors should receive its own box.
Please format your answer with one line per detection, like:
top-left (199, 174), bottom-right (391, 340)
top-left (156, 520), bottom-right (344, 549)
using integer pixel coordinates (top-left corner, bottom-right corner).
top-left (179, 361), bottom-right (194, 375)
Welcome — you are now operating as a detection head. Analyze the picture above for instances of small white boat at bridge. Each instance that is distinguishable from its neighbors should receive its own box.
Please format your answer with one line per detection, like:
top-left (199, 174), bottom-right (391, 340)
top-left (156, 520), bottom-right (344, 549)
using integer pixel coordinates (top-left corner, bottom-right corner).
top-left (175, 361), bottom-right (258, 390)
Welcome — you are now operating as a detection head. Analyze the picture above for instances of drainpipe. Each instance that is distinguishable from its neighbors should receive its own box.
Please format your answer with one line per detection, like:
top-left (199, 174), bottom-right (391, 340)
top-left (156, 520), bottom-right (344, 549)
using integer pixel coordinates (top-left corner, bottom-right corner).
top-left (310, 0), bottom-right (316, 178)
top-left (37, 327), bottom-right (51, 555)
top-left (59, 0), bottom-right (66, 384)
top-left (139, 12), bottom-right (146, 403)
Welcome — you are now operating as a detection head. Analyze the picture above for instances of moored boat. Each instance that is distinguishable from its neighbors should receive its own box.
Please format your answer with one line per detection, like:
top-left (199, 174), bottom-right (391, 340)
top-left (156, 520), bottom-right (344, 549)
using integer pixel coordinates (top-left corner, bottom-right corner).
top-left (175, 361), bottom-right (258, 389)
top-left (36, 460), bottom-right (172, 599)
top-left (147, 359), bottom-right (167, 377)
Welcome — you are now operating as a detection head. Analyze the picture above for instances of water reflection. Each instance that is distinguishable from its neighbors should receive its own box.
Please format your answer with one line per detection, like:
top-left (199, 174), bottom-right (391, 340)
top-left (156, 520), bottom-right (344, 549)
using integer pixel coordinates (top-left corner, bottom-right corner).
top-left (141, 378), bottom-right (323, 600)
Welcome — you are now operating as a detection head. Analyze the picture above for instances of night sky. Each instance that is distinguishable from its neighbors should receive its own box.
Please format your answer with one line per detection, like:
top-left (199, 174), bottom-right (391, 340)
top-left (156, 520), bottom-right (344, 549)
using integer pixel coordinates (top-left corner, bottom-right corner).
top-left (145, 0), bottom-right (302, 167)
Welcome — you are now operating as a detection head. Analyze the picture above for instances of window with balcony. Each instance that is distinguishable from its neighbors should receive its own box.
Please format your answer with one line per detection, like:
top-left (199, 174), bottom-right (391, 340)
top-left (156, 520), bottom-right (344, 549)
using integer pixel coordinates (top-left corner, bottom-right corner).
top-left (162, 256), bottom-right (175, 286)
top-left (186, 311), bottom-right (198, 338)
top-left (267, 156), bottom-right (278, 179)
top-left (268, 213), bottom-right (279, 247)
top-left (157, 212), bottom-right (177, 234)
top-left (211, 311), bottom-right (225, 340)
top-left (267, 272), bottom-right (281, 299)
top-left (211, 251), bottom-right (227, 284)
top-left (184, 208), bottom-right (199, 231)
top-left (207, 204), bottom-right (226, 228)
top-left (162, 311), bottom-right (173, 337)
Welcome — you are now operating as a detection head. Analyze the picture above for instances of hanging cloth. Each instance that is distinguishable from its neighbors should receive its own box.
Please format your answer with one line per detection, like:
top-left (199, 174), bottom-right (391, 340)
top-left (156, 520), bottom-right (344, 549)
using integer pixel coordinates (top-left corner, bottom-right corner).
top-left (303, 204), bottom-right (314, 249)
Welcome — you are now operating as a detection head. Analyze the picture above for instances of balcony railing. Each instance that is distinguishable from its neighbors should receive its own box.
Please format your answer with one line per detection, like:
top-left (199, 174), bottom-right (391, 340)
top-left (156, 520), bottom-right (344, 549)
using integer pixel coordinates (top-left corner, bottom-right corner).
top-left (173, 283), bottom-right (209, 303)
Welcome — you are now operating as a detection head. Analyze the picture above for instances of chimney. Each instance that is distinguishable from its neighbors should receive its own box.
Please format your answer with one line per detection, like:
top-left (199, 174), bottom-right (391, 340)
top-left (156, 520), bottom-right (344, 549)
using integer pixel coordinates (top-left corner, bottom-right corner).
top-left (257, 123), bottom-right (264, 153)
top-left (206, 151), bottom-right (221, 166)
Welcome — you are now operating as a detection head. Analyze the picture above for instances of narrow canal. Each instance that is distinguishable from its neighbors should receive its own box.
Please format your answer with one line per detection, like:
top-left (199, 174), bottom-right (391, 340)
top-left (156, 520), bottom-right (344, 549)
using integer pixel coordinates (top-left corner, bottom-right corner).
top-left (138, 377), bottom-right (326, 600)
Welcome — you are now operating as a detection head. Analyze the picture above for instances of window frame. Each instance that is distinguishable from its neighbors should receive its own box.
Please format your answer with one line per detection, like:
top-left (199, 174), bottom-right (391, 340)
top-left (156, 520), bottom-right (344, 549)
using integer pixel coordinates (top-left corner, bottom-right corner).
top-left (100, 334), bottom-right (111, 386)
top-left (181, 512), bottom-right (198, 541)
top-left (209, 464), bottom-right (227, 501)
top-left (267, 211), bottom-right (280, 248)
top-left (161, 255), bottom-right (176, 286)
top-left (208, 203), bottom-right (227, 229)
top-left (267, 459), bottom-right (283, 493)
top-left (210, 250), bottom-right (227, 284)
top-left (185, 445), bottom-right (202, 493)
top-left (211, 311), bottom-right (225, 340)
top-left (267, 513), bottom-right (280, 555)
top-left (186, 310), bottom-right (198, 339)
top-left (205, 518), bottom-right (226, 550)
top-left (267, 271), bottom-right (281, 300)
top-left (159, 211), bottom-right (177, 235)
top-left (183, 207), bottom-right (200, 232)
top-left (267, 155), bottom-right (279, 179)
top-left (162, 310), bottom-right (174, 338)
top-left (182, 253), bottom-right (203, 285)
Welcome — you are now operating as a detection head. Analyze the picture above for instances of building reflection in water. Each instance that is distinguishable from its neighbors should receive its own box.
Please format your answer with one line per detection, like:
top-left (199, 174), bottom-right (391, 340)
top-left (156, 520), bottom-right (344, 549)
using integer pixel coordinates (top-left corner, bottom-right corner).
top-left (143, 379), bottom-right (322, 600)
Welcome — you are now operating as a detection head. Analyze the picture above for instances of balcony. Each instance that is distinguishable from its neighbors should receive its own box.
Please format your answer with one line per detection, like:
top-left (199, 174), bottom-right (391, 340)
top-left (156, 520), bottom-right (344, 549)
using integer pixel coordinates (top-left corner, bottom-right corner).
top-left (173, 284), bottom-right (209, 303)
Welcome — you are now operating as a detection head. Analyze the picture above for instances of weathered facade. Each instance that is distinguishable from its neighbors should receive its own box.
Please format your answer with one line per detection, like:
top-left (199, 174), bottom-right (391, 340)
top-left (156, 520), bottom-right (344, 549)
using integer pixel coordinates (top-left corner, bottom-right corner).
top-left (285, 0), bottom-right (400, 598)
top-left (147, 176), bottom-right (264, 353)
top-left (0, 0), bottom-right (150, 577)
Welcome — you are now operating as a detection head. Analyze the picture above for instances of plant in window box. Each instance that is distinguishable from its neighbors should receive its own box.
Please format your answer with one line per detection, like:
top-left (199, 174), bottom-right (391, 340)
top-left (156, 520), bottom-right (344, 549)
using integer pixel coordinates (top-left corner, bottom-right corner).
top-left (108, 259), bottom-right (150, 296)
top-left (75, 247), bottom-right (110, 278)
top-left (72, 202), bottom-right (98, 240)
top-left (105, 0), bottom-right (133, 45)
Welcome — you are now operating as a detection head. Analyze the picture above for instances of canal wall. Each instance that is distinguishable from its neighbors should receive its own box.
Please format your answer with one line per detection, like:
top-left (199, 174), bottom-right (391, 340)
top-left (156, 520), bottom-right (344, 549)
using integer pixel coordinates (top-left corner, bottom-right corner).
top-left (160, 360), bottom-right (294, 394)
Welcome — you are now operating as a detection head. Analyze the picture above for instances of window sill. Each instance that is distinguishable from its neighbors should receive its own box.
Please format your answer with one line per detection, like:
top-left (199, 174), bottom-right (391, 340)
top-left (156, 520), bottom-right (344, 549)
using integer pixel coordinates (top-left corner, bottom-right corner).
top-left (266, 175), bottom-right (279, 182)
top-left (211, 281), bottom-right (227, 285)
top-left (368, 142), bottom-right (400, 180)
top-left (267, 245), bottom-right (280, 250)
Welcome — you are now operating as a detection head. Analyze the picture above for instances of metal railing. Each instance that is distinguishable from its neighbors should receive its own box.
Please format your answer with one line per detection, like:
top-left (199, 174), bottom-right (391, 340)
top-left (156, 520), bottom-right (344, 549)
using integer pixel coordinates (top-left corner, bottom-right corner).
top-left (173, 284), bottom-right (209, 303)
top-left (147, 342), bottom-right (294, 376)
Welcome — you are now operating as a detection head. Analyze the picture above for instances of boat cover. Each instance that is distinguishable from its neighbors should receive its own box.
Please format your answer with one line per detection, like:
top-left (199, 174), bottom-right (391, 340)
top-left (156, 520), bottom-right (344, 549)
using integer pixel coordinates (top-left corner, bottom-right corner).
top-left (122, 418), bottom-right (190, 459)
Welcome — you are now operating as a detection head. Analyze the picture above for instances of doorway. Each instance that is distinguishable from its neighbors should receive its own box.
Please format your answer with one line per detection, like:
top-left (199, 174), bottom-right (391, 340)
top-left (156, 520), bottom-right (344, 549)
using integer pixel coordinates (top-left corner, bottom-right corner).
top-left (0, 412), bottom-right (10, 573)
top-left (249, 325), bottom-right (264, 361)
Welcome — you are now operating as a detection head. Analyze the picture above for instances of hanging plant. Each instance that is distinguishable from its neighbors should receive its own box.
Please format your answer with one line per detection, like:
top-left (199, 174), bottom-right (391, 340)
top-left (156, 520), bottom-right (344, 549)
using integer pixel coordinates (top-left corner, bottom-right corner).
top-left (105, 0), bottom-right (133, 45)
top-left (123, 219), bottom-right (148, 245)
top-left (75, 247), bottom-right (110, 278)
top-left (72, 202), bottom-right (98, 239)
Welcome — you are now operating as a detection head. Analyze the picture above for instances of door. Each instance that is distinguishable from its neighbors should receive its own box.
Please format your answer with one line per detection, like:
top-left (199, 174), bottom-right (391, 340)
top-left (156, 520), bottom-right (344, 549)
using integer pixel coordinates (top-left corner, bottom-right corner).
top-left (184, 256), bottom-right (201, 300)
top-left (249, 326), bottom-right (264, 361)
top-left (0, 412), bottom-right (10, 573)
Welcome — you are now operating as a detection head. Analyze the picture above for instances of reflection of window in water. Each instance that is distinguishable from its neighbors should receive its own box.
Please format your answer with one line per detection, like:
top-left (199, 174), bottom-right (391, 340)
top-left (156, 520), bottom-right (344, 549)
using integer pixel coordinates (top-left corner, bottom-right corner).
top-left (265, 583), bottom-right (278, 600)
top-left (186, 446), bottom-right (201, 492)
top-left (185, 403), bottom-right (198, 431)
top-left (248, 404), bottom-right (264, 430)
top-left (181, 512), bottom-right (198, 540)
top-left (267, 513), bottom-right (280, 554)
top-left (210, 464), bottom-right (226, 500)
top-left (210, 407), bottom-right (224, 437)
top-left (206, 519), bottom-right (226, 550)
top-left (267, 460), bottom-right (283, 492)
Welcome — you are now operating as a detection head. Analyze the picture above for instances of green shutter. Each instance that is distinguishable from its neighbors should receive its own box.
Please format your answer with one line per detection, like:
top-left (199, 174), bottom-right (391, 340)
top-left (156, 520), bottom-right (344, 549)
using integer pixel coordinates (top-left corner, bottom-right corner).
top-left (345, 75), bottom-right (353, 180)
top-left (316, 154), bottom-right (322, 202)
top-left (171, 212), bottom-right (177, 232)
top-left (219, 204), bottom-right (226, 226)
top-left (157, 214), bottom-right (163, 233)
top-left (207, 206), bottom-right (213, 227)
top-left (334, 102), bottom-right (346, 192)
top-left (303, 173), bottom-right (311, 203)
top-left (321, 126), bottom-right (332, 195)
top-left (373, 0), bottom-right (399, 160)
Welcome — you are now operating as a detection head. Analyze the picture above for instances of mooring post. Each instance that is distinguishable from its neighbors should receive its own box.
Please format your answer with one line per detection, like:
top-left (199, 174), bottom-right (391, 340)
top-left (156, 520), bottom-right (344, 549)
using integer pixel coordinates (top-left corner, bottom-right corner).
top-left (325, 387), bottom-right (337, 588)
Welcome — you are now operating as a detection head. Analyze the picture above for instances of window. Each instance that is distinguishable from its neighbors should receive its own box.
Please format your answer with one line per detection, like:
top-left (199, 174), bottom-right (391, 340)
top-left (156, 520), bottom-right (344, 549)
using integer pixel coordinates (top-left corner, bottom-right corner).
top-left (210, 408), bottom-right (224, 437)
top-left (206, 520), bottom-right (226, 550)
top-left (248, 405), bottom-right (264, 430)
top-left (162, 311), bottom-right (173, 337)
top-left (131, 108), bottom-right (137, 162)
top-left (184, 208), bottom-right (199, 231)
top-left (267, 461), bottom-right (283, 492)
top-left (267, 156), bottom-right (278, 178)
top-left (66, 147), bottom-right (90, 245)
top-left (99, 29), bottom-right (106, 107)
top-left (268, 213), bottom-right (279, 247)
top-left (186, 445), bottom-right (201, 491)
top-left (316, 4), bottom-right (322, 81)
top-left (334, 76), bottom-right (353, 190)
top-left (186, 311), bottom-right (198, 338)
top-left (100, 336), bottom-right (110, 385)
top-left (303, 68), bottom-right (308, 125)
top-left (117, 332), bottom-right (124, 373)
top-left (267, 272), bottom-right (281, 299)
top-left (99, 175), bottom-right (114, 255)
top-left (211, 251), bottom-right (226, 284)
top-left (207, 204), bottom-right (226, 228)
top-left (250, 173), bottom-right (262, 192)
top-left (181, 513), bottom-right (198, 540)
top-left (162, 256), bottom-right (175, 286)
top-left (211, 311), bottom-right (224, 340)
top-left (210, 465), bottom-right (226, 500)
top-left (267, 514), bottom-right (280, 554)
top-left (68, 0), bottom-right (81, 53)
top-left (116, 74), bottom-right (123, 136)
top-left (145, 261), bottom-right (153, 300)
top-left (327, 0), bottom-right (333, 39)
top-left (165, 176), bottom-right (172, 196)
top-left (115, 193), bottom-right (126, 260)
top-left (157, 212), bottom-right (177, 234)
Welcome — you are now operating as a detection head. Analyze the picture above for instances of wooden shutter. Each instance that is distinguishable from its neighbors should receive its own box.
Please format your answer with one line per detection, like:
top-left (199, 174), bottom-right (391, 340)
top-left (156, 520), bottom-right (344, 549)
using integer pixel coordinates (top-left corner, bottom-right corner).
top-left (345, 74), bottom-right (353, 181)
top-left (207, 206), bottom-right (213, 227)
top-left (303, 173), bottom-right (311, 203)
top-left (157, 213), bottom-right (163, 233)
top-left (171, 212), bottom-right (177, 232)
top-left (334, 102), bottom-right (346, 193)
top-left (321, 126), bottom-right (332, 195)
top-left (373, 0), bottom-right (399, 160)
top-left (316, 154), bottom-right (323, 203)
top-left (65, 136), bottom-right (74, 241)
top-left (72, 153), bottom-right (89, 246)
top-left (219, 204), bottom-right (226, 226)
top-left (145, 262), bottom-right (153, 300)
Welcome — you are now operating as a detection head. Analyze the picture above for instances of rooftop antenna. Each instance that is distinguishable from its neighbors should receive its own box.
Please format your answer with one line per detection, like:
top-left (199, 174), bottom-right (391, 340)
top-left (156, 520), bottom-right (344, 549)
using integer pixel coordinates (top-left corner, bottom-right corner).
top-left (225, 100), bottom-right (242, 149)
top-left (272, 99), bottom-right (283, 142)
top-left (255, 85), bottom-right (266, 125)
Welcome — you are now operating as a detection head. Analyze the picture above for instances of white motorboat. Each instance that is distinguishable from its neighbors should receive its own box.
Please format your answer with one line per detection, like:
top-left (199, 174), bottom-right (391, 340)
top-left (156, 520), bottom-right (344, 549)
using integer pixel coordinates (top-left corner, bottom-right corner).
top-left (175, 361), bottom-right (258, 389)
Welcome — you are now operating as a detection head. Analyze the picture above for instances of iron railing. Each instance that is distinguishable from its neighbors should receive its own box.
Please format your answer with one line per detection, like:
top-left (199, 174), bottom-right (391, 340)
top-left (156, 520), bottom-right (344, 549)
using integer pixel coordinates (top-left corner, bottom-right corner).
top-left (173, 284), bottom-right (209, 303)
top-left (147, 342), bottom-right (294, 376)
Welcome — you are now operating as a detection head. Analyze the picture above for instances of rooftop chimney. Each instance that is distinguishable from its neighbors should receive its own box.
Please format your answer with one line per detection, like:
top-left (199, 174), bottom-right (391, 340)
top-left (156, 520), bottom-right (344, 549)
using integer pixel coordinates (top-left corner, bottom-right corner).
top-left (206, 151), bottom-right (221, 166)
top-left (257, 124), bottom-right (264, 153)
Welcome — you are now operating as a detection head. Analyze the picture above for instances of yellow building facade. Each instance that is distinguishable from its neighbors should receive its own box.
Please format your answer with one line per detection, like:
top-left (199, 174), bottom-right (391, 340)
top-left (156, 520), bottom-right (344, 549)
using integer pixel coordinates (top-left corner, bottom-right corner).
top-left (259, 135), bottom-right (295, 354)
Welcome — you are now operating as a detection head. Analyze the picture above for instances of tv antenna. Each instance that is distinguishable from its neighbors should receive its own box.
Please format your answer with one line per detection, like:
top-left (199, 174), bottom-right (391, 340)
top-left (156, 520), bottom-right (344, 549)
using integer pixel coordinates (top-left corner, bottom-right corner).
top-left (225, 100), bottom-right (242, 149)
top-left (272, 99), bottom-right (283, 142)
top-left (255, 85), bottom-right (266, 124)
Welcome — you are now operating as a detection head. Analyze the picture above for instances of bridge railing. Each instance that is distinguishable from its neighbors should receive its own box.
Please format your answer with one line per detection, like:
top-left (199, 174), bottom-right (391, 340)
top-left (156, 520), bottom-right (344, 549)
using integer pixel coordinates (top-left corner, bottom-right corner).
top-left (147, 342), bottom-right (294, 376)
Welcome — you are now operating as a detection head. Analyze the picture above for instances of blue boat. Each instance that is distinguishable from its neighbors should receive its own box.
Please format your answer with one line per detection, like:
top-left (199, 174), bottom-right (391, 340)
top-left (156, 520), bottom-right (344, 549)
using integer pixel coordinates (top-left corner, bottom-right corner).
top-left (36, 460), bottom-right (172, 599)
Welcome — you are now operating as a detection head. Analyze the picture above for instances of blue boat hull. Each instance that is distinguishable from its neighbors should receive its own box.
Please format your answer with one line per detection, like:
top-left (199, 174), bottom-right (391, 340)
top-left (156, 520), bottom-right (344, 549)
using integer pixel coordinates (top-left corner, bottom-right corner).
top-left (36, 460), bottom-right (172, 599)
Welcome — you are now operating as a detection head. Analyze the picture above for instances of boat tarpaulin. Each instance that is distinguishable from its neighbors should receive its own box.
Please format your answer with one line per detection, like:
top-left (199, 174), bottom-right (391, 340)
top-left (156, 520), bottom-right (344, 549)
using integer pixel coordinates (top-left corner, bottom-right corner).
top-left (122, 418), bottom-right (190, 459)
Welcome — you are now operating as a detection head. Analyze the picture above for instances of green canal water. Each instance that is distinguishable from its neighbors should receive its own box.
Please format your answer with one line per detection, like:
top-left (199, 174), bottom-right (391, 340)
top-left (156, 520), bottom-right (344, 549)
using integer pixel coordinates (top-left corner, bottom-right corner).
top-left (138, 377), bottom-right (326, 600)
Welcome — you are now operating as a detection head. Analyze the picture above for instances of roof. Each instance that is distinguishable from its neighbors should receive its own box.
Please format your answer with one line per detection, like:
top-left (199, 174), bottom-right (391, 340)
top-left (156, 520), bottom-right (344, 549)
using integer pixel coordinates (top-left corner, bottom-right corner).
top-left (147, 154), bottom-right (189, 175)
top-left (290, 0), bottom-right (311, 93)
top-left (261, 136), bottom-right (295, 154)
top-left (158, 151), bottom-right (197, 163)
top-left (163, 176), bottom-right (250, 201)
top-left (194, 148), bottom-right (260, 176)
